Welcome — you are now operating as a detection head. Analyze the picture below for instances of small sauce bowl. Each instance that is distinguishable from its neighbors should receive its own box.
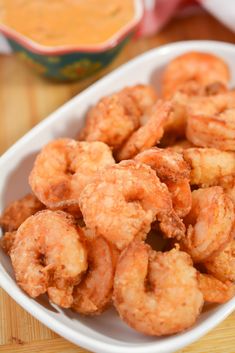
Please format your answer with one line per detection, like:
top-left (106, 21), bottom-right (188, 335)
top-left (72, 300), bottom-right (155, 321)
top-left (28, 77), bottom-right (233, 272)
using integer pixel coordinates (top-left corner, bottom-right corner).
top-left (0, 0), bottom-right (143, 81)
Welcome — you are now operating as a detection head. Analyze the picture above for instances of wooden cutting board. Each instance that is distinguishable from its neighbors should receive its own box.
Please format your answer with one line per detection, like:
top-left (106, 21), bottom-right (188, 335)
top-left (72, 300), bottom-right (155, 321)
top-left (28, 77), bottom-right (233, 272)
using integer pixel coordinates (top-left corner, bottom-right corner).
top-left (0, 11), bottom-right (235, 353)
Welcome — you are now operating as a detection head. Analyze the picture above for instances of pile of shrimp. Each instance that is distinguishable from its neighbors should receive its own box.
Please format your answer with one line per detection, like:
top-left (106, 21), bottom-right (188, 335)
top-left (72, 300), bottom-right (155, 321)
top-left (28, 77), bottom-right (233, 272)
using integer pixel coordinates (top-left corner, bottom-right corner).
top-left (1, 51), bottom-right (235, 337)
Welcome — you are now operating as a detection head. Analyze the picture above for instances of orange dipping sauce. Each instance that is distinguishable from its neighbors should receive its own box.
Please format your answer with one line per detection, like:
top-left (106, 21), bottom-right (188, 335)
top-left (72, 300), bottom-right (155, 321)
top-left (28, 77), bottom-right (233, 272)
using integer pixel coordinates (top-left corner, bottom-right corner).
top-left (0, 0), bottom-right (134, 47)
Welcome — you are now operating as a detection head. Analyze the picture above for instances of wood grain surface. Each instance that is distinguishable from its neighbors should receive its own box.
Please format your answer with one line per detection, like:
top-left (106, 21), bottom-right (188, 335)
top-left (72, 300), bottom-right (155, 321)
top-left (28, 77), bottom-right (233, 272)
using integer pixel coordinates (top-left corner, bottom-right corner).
top-left (0, 11), bottom-right (235, 353)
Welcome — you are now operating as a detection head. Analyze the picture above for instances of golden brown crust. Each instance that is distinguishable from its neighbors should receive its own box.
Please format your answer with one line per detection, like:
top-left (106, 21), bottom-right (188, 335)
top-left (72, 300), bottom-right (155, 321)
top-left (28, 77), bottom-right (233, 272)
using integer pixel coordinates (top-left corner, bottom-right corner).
top-left (198, 273), bottom-right (235, 303)
top-left (72, 236), bottom-right (119, 315)
top-left (0, 194), bottom-right (44, 232)
top-left (113, 241), bottom-right (203, 336)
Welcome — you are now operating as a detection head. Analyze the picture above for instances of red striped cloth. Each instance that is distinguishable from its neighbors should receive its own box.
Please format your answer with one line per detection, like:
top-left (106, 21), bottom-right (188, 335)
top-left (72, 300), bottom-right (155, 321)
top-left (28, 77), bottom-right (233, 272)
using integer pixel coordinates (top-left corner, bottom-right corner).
top-left (137, 0), bottom-right (235, 37)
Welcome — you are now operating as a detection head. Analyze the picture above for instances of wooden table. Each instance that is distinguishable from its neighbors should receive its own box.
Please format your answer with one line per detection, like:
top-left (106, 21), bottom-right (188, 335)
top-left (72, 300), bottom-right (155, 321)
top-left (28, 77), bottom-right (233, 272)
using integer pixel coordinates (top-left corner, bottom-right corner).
top-left (0, 11), bottom-right (235, 353)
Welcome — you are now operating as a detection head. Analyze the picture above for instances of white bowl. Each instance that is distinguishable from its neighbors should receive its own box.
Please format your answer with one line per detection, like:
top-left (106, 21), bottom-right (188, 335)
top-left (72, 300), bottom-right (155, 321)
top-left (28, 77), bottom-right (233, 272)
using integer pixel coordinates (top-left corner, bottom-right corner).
top-left (0, 40), bottom-right (235, 353)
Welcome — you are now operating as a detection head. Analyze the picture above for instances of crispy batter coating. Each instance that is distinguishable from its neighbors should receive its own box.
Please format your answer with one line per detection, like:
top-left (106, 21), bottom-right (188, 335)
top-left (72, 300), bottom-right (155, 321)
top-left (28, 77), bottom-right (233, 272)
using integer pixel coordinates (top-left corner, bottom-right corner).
top-left (180, 187), bottom-right (234, 262)
top-left (186, 93), bottom-right (235, 151)
top-left (204, 239), bottom-right (235, 282)
top-left (116, 100), bottom-right (172, 161)
top-left (135, 147), bottom-right (192, 217)
top-left (183, 148), bottom-right (235, 187)
top-left (79, 161), bottom-right (185, 250)
top-left (79, 84), bottom-right (157, 151)
top-left (0, 194), bottom-right (44, 232)
top-left (72, 236), bottom-right (118, 315)
top-left (113, 241), bottom-right (203, 336)
top-left (11, 210), bottom-right (87, 308)
top-left (29, 139), bottom-right (114, 210)
top-left (198, 273), bottom-right (235, 303)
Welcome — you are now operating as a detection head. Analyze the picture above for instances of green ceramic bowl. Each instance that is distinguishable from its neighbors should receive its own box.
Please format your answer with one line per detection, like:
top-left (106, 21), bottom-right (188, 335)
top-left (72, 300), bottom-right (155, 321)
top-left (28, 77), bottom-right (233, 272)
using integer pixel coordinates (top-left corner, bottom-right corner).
top-left (0, 1), bottom-right (143, 81)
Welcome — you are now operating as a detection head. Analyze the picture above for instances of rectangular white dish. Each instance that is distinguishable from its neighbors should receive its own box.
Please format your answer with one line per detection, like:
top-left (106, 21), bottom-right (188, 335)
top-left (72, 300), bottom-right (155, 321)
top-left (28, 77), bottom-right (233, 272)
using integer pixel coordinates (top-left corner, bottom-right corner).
top-left (0, 40), bottom-right (235, 353)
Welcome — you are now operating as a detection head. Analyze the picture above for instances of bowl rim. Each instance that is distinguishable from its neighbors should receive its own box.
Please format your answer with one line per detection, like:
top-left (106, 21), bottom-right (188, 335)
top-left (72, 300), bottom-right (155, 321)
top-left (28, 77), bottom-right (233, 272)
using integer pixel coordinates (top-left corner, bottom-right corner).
top-left (1, 40), bottom-right (235, 353)
top-left (0, 0), bottom-right (143, 55)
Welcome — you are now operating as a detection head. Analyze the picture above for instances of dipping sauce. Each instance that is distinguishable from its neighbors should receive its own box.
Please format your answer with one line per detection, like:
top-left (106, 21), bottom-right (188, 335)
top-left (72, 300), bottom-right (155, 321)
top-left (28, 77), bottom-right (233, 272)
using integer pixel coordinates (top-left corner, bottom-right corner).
top-left (0, 0), bottom-right (134, 47)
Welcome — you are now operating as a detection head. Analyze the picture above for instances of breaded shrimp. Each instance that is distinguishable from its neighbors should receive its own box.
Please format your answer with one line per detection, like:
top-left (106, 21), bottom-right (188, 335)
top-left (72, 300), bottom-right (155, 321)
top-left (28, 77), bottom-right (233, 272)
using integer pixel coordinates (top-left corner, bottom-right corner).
top-left (183, 148), bottom-right (235, 187)
top-left (122, 84), bottom-right (158, 116)
top-left (116, 100), bottom-right (172, 161)
top-left (162, 82), bottom-right (228, 142)
top-left (180, 187), bottom-right (234, 262)
top-left (162, 52), bottom-right (230, 99)
top-left (135, 148), bottom-right (190, 183)
top-left (186, 93), bottom-right (235, 151)
top-left (78, 85), bottom-right (157, 151)
top-left (204, 239), bottom-right (235, 282)
top-left (198, 273), bottom-right (235, 303)
top-left (29, 139), bottom-right (115, 210)
top-left (10, 210), bottom-right (87, 308)
top-left (72, 236), bottom-right (118, 315)
top-left (79, 161), bottom-right (185, 250)
top-left (0, 194), bottom-right (44, 232)
top-left (78, 94), bottom-right (140, 150)
top-left (113, 241), bottom-right (203, 336)
top-left (0, 231), bottom-right (16, 255)
top-left (135, 147), bottom-right (192, 217)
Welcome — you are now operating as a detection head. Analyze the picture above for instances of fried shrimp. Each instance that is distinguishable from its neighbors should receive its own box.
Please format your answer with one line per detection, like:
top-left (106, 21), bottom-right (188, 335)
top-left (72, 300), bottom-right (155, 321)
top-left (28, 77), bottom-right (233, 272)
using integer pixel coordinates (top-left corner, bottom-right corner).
top-left (4, 51), bottom-right (235, 337)
top-left (162, 84), bottom-right (228, 141)
top-left (0, 194), bottom-right (44, 232)
top-left (122, 84), bottom-right (158, 116)
top-left (135, 148), bottom-right (192, 217)
top-left (135, 148), bottom-right (190, 182)
top-left (78, 94), bottom-right (140, 150)
top-left (116, 100), bottom-right (172, 161)
top-left (180, 187), bottom-right (234, 263)
top-left (162, 52), bottom-right (230, 99)
top-left (78, 84), bottom-right (157, 151)
top-left (0, 231), bottom-right (16, 255)
top-left (72, 236), bottom-right (118, 315)
top-left (204, 239), bottom-right (235, 282)
top-left (29, 139), bottom-right (115, 210)
top-left (183, 148), bottom-right (235, 187)
top-left (113, 241), bottom-right (203, 336)
top-left (79, 161), bottom-right (185, 250)
top-left (198, 273), bottom-right (235, 303)
top-left (186, 93), bottom-right (235, 151)
top-left (10, 210), bottom-right (87, 308)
